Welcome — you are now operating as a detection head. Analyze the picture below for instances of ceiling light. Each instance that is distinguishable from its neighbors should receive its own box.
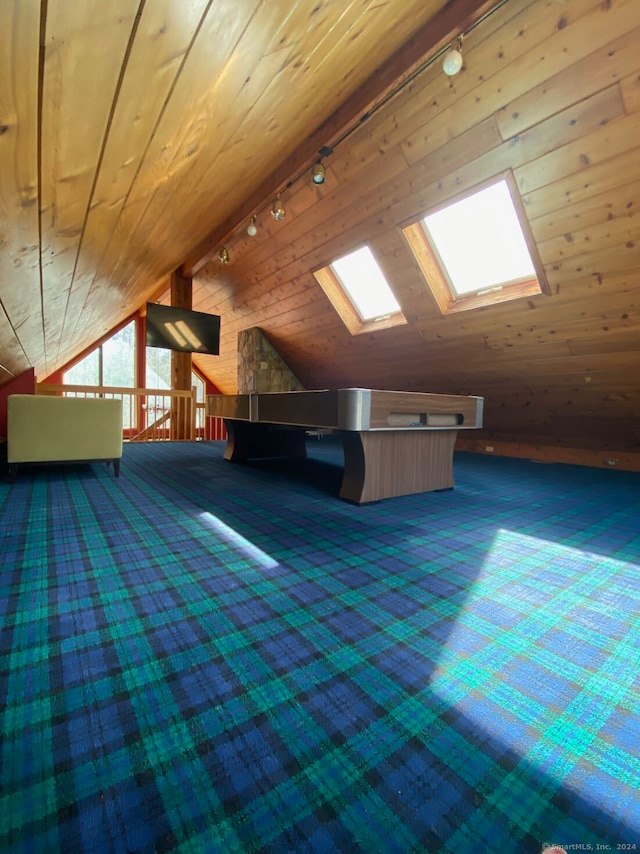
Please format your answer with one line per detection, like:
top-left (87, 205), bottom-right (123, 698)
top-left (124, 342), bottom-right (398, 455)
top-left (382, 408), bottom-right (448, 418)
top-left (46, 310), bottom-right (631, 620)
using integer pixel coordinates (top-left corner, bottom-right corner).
top-left (218, 245), bottom-right (229, 264)
top-left (247, 216), bottom-right (258, 237)
top-left (443, 36), bottom-right (464, 77)
top-left (312, 162), bottom-right (325, 185)
top-left (271, 195), bottom-right (285, 220)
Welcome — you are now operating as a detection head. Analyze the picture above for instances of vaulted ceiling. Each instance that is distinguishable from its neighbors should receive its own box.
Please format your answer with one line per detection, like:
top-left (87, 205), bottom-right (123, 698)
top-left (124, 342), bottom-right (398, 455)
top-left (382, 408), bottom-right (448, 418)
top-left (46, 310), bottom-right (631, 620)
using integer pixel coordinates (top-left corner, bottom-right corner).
top-left (2, 0), bottom-right (640, 462)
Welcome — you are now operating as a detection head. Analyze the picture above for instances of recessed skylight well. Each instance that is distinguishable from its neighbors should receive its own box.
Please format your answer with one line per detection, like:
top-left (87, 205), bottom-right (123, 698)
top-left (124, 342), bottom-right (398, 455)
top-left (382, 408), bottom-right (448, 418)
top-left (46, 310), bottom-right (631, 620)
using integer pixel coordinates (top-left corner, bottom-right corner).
top-left (313, 245), bottom-right (406, 335)
top-left (402, 172), bottom-right (549, 314)
top-left (423, 180), bottom-right (536, 295)
top-left (331, 246), bottom-right (401, 321)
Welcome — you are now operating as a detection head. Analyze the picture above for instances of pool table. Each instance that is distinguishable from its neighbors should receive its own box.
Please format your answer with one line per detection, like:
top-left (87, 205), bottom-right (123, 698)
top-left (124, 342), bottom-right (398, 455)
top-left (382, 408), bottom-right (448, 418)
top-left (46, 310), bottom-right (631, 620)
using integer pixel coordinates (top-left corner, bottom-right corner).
top-left (207, 388), bottom-right (483, 503)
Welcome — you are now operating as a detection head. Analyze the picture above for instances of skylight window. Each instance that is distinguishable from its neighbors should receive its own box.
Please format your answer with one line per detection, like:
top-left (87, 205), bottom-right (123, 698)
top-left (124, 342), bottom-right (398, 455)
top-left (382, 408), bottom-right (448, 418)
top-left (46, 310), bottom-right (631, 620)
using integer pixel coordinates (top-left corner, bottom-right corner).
top-left (423, 180), bottom-right (536, 295)
top-left (402, 172), bottom-right (549, 314)
top-left (314, 245), bottom-right (406, 335)
top-left (331, 246), bottom-right (401, 321)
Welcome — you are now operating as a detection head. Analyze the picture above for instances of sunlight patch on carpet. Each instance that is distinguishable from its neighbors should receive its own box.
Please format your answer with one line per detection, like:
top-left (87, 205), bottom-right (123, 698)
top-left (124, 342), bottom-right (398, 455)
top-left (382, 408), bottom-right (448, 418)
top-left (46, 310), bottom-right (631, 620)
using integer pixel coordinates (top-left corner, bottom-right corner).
top-left (199, 511), bottom-right (279, 570)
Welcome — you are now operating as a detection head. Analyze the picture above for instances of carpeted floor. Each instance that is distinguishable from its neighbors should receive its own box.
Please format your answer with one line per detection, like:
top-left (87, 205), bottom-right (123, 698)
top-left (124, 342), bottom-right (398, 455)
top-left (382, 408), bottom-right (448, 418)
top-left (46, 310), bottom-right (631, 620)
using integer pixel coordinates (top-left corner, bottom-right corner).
top-left (1, 439), bottom-right (639, 853)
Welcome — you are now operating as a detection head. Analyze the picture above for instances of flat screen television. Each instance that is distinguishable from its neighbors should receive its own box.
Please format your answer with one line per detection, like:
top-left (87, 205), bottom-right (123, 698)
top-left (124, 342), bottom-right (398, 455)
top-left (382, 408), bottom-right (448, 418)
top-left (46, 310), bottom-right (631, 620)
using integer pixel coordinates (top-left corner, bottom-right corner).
top-left (145, 303), bottom-right (220, 355)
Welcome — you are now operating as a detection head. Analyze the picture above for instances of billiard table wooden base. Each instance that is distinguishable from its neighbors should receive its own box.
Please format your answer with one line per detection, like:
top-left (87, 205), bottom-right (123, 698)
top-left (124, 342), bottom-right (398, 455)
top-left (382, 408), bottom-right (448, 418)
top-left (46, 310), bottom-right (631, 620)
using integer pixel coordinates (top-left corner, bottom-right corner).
top-left (339, 428), bottom-right (457, 503)
top-left (222, 419), bottom-right (457, 503)
top-left (210, 387), bottom-right (484, 503)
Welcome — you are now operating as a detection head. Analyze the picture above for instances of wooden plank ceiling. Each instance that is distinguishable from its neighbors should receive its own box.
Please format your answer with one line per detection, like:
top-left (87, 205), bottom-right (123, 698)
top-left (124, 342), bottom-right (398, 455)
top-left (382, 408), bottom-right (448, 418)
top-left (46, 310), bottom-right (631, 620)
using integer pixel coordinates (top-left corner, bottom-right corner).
top-left (1, 0), bottom-right (639, 460)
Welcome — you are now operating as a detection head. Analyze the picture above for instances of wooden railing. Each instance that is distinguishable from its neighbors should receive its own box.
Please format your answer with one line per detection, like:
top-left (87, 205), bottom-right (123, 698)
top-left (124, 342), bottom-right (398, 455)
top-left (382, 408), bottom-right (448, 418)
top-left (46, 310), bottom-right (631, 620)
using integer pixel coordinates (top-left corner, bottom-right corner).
top-left (36, 383), bottom-right (226, 442)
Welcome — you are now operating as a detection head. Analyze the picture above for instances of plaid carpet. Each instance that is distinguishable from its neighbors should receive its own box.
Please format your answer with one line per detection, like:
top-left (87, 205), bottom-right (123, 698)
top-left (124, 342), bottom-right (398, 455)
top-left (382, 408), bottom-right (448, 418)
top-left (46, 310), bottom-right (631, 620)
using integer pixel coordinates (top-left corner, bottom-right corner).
top-left (1, 440), bottom-right (639, 853)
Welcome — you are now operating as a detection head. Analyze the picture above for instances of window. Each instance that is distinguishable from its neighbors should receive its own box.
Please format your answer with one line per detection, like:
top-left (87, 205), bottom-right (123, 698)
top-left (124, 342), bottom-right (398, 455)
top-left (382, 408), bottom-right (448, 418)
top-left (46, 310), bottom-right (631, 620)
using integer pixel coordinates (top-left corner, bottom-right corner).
top-left (64, 348), bottom-right (99, 386)
top-left (146, 345), bottom-right (171, 390)
top-left (65, 321), bottom-right (135, 387)
top-left (192, 372), bottom-right (205, 404)
top-left (102, 322), bottom-right (136, 387)
top-left (192, 372), bottom-right (206, 437)
top-left (64, 321), bottom-right (136, 427)
top-left (402, 172), bottom-right (549, 314)
top-left (62, 318), bottom-right (210, 437)
top-left (145, 345), bottom-right (207, 434)
top-left (313, 245), bottom-right (406, 335)
top-left (145, 344), bottom-right (206, 395)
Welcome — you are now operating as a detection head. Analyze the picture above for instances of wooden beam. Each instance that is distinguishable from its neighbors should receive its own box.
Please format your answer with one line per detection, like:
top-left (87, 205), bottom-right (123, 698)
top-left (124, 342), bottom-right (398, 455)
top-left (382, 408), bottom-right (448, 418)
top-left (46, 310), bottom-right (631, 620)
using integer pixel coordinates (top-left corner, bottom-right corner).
top-left (182, 0), bottom-right (502, 276)
top-left (170, 268), bottom-right (192, 392)
top-left (170, 268), bottom-right (193, 440)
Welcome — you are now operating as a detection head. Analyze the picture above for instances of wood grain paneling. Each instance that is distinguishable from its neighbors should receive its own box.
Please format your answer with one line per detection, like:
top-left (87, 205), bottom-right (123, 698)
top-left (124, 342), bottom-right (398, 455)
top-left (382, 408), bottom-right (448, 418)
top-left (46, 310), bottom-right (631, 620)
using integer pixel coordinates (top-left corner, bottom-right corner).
top-left (39, 0), bottom-right (141, 371)
top-left (529, 179), bottom-right (639, 244)
top-left (61, 0), bottom-right (212, 352)
top-left (496, 22), bottom-right (640, 138)
top-left (0, 0), bottom-right (43, 373)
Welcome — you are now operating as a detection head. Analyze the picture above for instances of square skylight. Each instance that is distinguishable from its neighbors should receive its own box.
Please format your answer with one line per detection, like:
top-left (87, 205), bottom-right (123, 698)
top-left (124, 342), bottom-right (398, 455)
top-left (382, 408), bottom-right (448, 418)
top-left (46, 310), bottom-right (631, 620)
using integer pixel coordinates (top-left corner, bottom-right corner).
top-left (402, 172), bottom-right (549, 315)
top-left (422, 179), bottom-right (536, 295)
top-left (331, 246), bottom-right (401, 321)
top-left (313, 244), bottom-right (407, 335)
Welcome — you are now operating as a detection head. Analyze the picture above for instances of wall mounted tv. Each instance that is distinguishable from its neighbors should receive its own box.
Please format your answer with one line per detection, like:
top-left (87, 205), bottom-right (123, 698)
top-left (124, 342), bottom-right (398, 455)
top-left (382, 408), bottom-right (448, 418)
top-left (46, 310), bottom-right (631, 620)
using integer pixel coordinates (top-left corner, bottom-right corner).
top-left (145, 303), bottom-right (220, 355)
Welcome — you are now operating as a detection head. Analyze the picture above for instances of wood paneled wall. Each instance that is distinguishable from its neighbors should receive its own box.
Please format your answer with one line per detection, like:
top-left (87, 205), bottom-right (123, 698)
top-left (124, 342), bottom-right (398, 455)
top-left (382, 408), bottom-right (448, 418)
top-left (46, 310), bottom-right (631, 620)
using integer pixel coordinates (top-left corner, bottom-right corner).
top-left (193, 0), bottom-right (640, 466)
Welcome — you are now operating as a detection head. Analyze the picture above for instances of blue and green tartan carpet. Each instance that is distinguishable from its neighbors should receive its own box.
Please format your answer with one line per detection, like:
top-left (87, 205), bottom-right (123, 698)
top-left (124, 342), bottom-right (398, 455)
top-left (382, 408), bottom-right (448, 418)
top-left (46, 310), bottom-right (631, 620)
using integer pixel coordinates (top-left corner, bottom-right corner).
top-left (1, 440), bottom-right (639, 853)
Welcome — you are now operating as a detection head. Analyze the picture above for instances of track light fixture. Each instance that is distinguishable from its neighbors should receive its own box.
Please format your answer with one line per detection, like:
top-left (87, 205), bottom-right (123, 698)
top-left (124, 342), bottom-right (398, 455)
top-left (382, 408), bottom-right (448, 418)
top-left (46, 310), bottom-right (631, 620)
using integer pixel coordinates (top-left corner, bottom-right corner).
top-left (271, 195), bottom-right (285, 220)
top-left (202, 6), bottom-right (511, 272)
top-left (211, 33), bottom-right (475, 265)
top-left (442, 35), bottom-right (464, 77)
top-left (311, 162), bottom-right (326, 185)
